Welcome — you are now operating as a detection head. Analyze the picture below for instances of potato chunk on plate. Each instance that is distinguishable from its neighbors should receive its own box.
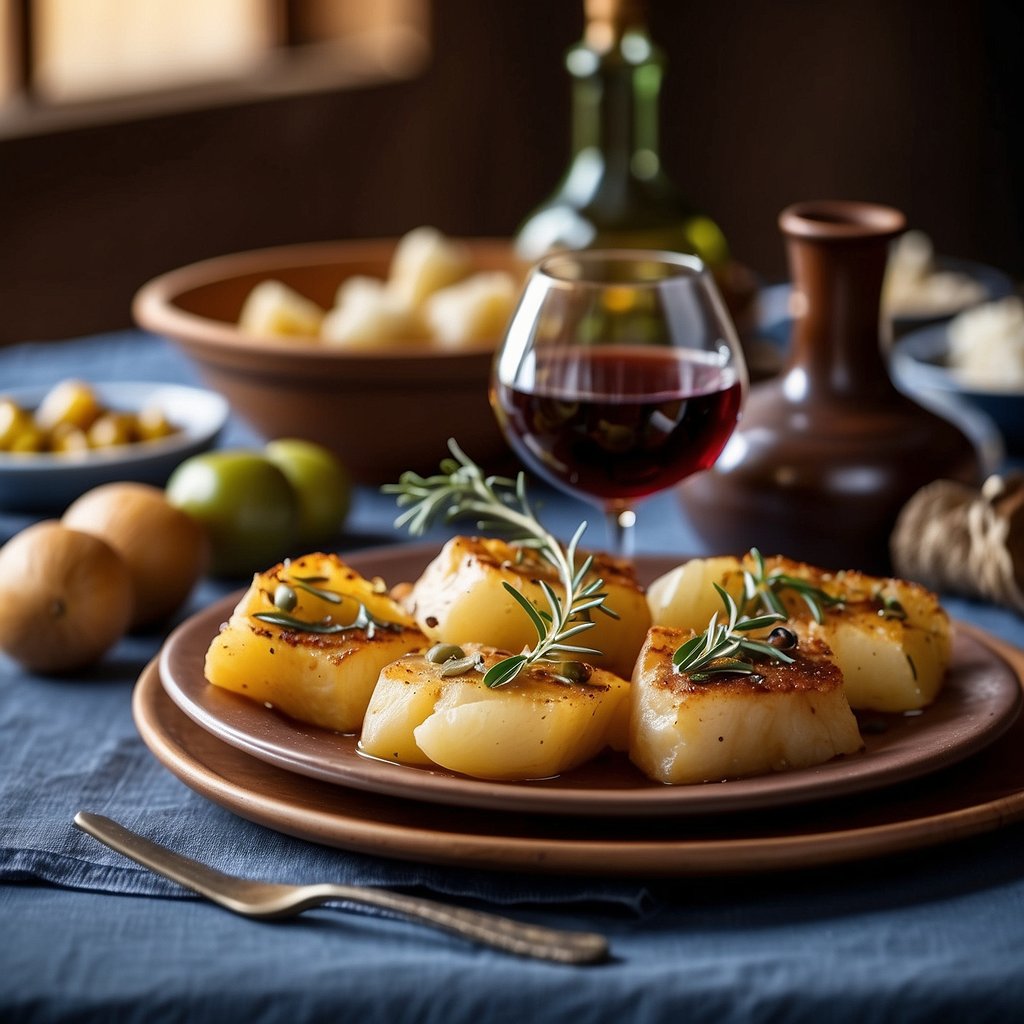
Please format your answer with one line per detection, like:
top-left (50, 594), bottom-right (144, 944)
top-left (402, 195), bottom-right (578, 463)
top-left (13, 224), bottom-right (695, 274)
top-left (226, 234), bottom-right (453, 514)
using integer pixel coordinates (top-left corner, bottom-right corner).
top-left (646, 553), bottom-right (952, 713)
top-left (360, 645), bottom-right (630, 780)
top-left (204, 552), bottom-right (426, 733)
top-left (403, 535), bottom-right (651, 680)
top-left (646, 555), bottom-right (744, 629)
top-left (630, 625), bottom-right (862, 785)
top-left (795, 565), bottom-right (951, 713)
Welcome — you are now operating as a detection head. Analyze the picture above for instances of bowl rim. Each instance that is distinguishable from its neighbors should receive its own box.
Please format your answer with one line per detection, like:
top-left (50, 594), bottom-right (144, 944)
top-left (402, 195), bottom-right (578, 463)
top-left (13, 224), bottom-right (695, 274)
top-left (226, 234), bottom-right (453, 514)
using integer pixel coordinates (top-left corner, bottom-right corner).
top-left (0, 380), bottom-right (229, 474)
top-left (131, 237), bottom-right (516, 364)
top-left (757, 258), bottom-right (1015, 333)
top-left (891, 322), bottom-right (1024, 399)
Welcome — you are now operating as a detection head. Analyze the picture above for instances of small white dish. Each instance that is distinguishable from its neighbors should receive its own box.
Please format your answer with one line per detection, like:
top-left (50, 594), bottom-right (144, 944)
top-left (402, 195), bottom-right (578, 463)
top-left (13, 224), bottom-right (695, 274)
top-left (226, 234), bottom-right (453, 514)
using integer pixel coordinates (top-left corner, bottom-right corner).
top-left (0, 381), bottom-right (229, 513)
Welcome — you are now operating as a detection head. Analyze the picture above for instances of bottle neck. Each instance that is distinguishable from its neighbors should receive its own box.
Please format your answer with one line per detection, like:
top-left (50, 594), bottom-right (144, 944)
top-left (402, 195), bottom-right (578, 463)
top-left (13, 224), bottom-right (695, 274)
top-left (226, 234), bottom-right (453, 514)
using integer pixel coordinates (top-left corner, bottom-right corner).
top-left (583, 0), bottom-right (648, 48)
top-left (566, 26), bottom-right (664, 177)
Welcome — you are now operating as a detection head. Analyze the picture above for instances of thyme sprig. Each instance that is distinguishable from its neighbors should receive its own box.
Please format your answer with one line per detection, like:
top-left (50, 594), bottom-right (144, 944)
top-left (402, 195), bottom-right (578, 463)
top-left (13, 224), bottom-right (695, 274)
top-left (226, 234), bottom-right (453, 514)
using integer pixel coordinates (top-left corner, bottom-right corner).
top-left (673, 584), bottom-right (795, 682)
top-left (741, 548), bottom-right (844, 625)
top-left (383, 439), bottom-right (616, 688)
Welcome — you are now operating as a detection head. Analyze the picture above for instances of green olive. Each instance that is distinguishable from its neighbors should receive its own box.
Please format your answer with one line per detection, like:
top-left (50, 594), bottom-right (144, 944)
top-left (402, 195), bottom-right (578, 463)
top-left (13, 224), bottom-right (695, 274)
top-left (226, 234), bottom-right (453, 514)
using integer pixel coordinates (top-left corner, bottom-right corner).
top-left (165, 451), bottom-right (299, 578)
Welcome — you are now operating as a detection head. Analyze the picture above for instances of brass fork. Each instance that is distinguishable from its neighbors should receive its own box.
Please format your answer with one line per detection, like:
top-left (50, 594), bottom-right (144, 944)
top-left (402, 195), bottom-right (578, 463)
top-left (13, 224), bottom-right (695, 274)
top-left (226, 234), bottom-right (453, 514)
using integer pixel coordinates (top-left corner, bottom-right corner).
top-left (73, 812), bottom-right (609, 965)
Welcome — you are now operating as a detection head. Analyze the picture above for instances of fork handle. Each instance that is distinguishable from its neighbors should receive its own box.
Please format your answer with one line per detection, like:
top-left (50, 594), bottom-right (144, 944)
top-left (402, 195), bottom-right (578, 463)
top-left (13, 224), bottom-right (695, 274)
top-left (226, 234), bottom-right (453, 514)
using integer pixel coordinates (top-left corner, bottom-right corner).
top-left (300, 883), bottom-right (609, 965)
top-left (74, 812), bottom-right (608, 965)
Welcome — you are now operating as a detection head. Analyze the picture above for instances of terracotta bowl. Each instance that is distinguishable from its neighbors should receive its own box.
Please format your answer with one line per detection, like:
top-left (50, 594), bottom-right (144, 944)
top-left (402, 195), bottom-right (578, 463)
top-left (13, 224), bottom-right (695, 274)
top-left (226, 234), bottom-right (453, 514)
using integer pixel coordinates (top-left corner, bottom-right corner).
top-left (132, 239), bottom-right (524, 484)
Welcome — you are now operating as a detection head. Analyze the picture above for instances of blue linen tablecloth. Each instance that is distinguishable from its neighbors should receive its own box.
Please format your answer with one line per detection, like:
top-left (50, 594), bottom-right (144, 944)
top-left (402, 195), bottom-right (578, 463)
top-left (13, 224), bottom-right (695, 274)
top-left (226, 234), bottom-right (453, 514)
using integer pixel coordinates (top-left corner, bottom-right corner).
top-left (3, 331), bottom-right (1024, 1023)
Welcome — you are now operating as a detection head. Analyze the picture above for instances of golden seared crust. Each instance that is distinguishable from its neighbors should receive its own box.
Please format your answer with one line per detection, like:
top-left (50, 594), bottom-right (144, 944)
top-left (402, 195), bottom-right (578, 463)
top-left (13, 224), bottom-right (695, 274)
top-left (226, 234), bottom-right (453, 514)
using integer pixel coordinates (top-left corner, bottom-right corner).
top-left (238, 617), bottom-right (425, 656)
top-left (755, 554), bottom-right (948, 619)
top-left (228, 553), bottom-right (425, 661)
top-left (405, 536), bottom-right (643, 600)
top-left (391, 644), bottom-right (617, 698)
top-left (205, 552), bottom-right (428, 733)
top-left (639, 624), bottom-right (844, 697)
top-left (245, 553), bottom-right (417, 629)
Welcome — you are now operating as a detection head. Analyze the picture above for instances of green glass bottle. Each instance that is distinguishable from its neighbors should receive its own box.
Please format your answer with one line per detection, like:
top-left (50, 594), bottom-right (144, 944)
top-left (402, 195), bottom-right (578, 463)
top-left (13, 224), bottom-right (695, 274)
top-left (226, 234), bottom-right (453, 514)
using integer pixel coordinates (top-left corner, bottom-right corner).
top-left (515, 0), bottom-right (729, 268)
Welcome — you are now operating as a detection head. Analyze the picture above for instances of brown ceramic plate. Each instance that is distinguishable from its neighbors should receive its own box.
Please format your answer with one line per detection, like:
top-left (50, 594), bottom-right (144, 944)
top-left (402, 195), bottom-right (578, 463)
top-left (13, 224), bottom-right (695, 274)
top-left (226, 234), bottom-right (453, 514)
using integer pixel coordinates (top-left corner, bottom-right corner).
top-left (158, 545), bottom-right (1022, 818)
top-left (133, 627), bottom-right (1024, 875)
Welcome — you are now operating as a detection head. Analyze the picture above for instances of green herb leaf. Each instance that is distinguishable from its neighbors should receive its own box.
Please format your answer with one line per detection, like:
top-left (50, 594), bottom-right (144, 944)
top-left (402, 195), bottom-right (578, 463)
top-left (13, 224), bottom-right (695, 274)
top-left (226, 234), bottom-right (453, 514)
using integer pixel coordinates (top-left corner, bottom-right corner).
top-left (876, 591), bottom-right (908, 620)
top-left (385, 439), bottom-right (612, 687)
top-left (286, 577), bottom-right (344, 604)
top-left (253, 597), bottom-right (404, 639)
top-left (501, 582), bottom-right (549, 643)
top-left (252, 612), bottom-right (350, 633)
top-left (483, 654), bottom-right (529, 689)
top-left (741, 548), bottom-right (843, 624)
top-left (672, 584), bottom-right (793, 682)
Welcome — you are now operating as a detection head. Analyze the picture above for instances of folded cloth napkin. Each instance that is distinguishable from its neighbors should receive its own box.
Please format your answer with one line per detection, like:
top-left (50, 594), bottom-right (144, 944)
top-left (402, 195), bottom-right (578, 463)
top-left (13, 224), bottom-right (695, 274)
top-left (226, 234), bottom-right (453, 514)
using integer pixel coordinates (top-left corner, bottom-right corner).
top-left (0, 612), bottom-right (656, 915)
top-left (4, 330), bottom-right (1023, 927)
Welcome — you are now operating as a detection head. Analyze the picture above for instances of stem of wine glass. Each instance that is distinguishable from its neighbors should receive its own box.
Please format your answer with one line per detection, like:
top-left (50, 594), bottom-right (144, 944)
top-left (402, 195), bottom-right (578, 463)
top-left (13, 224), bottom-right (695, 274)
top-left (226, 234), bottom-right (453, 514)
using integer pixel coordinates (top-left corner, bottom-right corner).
top-left (605, 507), bottom-right (637, 560)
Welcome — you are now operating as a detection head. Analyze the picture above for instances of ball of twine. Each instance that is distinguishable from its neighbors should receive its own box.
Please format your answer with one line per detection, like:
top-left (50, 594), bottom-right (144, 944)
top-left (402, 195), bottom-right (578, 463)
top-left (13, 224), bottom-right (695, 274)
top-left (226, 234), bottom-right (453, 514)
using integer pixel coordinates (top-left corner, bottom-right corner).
top-left (890, 473), bottom-right (1024, 615)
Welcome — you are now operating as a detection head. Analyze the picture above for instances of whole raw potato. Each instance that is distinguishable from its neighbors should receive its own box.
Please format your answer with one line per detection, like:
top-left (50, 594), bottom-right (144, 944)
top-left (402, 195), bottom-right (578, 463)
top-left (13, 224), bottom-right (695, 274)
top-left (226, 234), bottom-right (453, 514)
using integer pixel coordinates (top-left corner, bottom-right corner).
top-left (63, 482), bottom-right (209, 627)
top-left (0, 521), bottom-right (134, 673)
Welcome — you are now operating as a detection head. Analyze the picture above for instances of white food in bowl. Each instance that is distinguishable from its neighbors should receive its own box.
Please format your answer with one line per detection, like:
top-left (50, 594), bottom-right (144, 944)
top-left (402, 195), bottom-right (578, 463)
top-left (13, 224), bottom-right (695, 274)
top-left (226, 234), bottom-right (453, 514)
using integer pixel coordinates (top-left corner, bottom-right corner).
top-left (946, 296), bottom-right (1024, 389)
top-left (235, 227), bottom-right (520, 352)
top-left (238, 280), bottom-right (325, 339)
top-left (884, 230), bottom-right (988, 317)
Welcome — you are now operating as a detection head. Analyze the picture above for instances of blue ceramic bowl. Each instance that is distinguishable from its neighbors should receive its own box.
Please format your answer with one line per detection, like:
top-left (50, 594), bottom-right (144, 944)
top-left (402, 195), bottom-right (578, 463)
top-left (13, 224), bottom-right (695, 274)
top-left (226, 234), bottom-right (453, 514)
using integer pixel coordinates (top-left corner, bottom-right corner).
top-left (757, 258), bottom-right (1016, 344)
top-left (890, 323), bottom-right (1024, 454)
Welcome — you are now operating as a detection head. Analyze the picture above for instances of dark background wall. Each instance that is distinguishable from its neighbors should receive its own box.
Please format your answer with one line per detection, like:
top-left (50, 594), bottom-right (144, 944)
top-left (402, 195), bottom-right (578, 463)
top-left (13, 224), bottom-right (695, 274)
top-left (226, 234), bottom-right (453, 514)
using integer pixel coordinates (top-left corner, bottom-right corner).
top-left (2, 0), bottom-right (1021, 344)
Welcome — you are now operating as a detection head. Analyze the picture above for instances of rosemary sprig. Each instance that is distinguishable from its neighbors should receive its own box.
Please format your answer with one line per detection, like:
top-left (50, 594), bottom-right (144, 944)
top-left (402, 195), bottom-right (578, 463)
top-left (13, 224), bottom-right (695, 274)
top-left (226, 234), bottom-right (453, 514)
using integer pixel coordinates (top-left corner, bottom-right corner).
top-left (741, 548), bottom-right (844, 625)
top-left (285, 574), bottom-right (343, 604)
top-left (383, 439), bottom-right (616, 688)
top-left (253, 601), bottom-right (404, 639)
top-left (253, 573), bottom-right (404, 639)
top-left (673, 584), bottom-right (794, 683)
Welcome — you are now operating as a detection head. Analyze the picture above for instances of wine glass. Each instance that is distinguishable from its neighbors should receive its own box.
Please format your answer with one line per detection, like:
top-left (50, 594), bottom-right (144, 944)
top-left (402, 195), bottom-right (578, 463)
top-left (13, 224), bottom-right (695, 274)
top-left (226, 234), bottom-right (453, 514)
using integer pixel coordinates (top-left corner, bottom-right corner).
top-left (490, 249), bottom-right (747, 559)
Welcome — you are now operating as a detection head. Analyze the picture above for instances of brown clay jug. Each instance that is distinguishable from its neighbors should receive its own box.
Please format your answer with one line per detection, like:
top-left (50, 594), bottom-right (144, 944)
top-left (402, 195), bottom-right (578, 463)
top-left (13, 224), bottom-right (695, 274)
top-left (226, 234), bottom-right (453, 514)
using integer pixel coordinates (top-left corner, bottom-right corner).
top-left (678, 199), bottom-right (982, 574)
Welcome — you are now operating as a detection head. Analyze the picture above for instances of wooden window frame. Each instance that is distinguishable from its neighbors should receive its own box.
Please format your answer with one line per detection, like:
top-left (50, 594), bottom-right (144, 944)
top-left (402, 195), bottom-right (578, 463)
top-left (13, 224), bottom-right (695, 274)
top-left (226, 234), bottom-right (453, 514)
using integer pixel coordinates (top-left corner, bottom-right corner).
top-left (0, 0), bottom-right (430, 139)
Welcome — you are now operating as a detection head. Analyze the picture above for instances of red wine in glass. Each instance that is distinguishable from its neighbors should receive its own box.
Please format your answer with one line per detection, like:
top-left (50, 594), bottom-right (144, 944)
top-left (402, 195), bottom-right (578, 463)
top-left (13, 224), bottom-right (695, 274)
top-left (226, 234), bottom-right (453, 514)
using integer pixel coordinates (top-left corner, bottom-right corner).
top-left (493, 346), bottom-right (742, 503)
